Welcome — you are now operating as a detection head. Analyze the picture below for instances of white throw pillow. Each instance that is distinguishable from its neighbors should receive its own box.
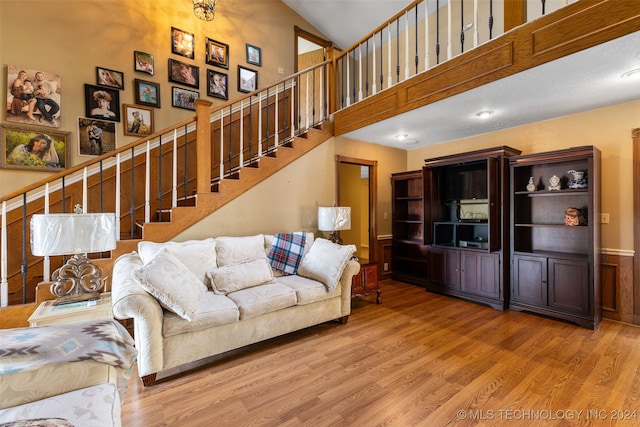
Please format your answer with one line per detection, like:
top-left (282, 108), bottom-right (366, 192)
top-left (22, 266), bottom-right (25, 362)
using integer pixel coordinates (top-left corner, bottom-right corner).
top-left (132, 248), bottom-right (207, 321)
top-left (207, 258), bottom-right (274, 294)
top-left (215, 234), bottom-right (266, 266)
top-left (137, 238), bottom-right (217, 286)
top-left (297, 238), bottom-right (356, 291)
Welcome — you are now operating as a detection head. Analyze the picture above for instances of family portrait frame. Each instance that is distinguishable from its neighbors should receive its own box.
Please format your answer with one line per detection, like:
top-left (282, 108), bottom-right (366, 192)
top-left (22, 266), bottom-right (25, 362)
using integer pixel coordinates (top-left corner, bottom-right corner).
top-left (123, 104), bottom-right (154, 137)
top-left (207, 70), bottom-right (228, 100)
top-left (77, 118), bottom-right (116, 157)
top-left (172, 86), bottom-right (199, 111)
top-left (238, 66), bottom-right (258, 93)
top-left (246, 44), bottom-right (262, 66)
top-left (1, 124), bottom-right (69, 171)
top-left (6, 65), bottom-right (62, 128)
top-left (84, 84), bottom-right (120, 122)
top-left (169, 58), bottom-right (199, 89)
top-left (96, 66), bottom-right (124, 90)
top-left (206, 38), bottom-right (229, 69)
top-left (171, 27), bottom-right (195, 59)
top-left (134, 79), bottom-right (160, 108)
top-left (134, 51), bottom-right (154, 75)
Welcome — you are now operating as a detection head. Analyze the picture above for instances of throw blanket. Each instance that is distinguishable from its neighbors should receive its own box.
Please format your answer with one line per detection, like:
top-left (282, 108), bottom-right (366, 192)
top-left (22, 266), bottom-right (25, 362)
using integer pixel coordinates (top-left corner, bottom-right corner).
top-left (0, 319), bottom-right (137, 382)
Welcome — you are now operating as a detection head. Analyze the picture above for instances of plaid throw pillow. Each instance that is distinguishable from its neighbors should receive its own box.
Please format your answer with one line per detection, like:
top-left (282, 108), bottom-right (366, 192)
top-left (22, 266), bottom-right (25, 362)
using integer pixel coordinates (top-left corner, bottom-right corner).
top-left (267, 232), bottom-right (307, 275)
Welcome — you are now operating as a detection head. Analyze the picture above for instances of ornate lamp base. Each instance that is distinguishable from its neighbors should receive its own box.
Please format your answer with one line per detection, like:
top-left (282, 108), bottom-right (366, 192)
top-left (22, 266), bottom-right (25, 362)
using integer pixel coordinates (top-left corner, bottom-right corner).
top-left (50, 253), bottom-right (105, 305)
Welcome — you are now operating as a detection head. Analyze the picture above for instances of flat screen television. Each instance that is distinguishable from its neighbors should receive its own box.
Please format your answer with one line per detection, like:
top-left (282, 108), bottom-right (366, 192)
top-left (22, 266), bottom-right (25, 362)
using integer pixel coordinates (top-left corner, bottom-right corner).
top-left (441, 162), bottom-right (487, 202)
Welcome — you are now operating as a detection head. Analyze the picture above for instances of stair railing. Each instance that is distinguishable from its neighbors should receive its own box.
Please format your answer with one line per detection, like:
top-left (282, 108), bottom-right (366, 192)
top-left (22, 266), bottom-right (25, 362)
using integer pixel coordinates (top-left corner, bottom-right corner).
top-left (0, 61), bottom-right (331, 307)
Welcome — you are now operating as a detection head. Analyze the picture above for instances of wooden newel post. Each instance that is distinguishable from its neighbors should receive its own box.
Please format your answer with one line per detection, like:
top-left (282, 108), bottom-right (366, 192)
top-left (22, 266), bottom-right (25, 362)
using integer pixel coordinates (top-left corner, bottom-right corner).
top-left (195, 99), bottom-right (213, 194)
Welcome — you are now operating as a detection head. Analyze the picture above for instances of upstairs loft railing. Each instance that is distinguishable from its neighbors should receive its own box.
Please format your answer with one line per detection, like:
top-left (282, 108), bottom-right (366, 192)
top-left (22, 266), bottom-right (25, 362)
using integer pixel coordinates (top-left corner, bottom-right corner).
top-left (0, 0), bottom-right (578, 308)
top-left (0, 62), bottom-right (329, 307)
top-left (332, 0), bottom-right (574, 110)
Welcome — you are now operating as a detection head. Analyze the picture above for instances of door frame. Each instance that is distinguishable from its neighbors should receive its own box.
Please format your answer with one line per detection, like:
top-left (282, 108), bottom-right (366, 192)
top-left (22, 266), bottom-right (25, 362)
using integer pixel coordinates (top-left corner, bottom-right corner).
top-left (336, 155), bottom-right (378, 264)
top-left (294, 26), bottom-right (332, 72)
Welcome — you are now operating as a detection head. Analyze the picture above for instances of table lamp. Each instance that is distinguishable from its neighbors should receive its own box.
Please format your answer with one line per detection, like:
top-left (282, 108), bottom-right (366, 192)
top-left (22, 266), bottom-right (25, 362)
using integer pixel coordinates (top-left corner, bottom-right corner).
top-left (318, 206), bottom-right (351, 244)
top-left (30, 205), bottom-right (117, 304)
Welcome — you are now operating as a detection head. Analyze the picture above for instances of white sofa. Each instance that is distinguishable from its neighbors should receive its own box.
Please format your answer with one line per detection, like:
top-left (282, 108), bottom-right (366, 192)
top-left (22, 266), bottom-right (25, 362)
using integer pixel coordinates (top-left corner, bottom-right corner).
top-left (112, 232), bottom-right (359, 386)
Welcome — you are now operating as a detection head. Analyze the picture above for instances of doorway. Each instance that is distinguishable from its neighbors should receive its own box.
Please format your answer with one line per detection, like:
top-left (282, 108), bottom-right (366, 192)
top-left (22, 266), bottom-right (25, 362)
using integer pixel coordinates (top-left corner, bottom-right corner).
top-left (337, 156), bottom-right (377, 264)
top-left (294, 26), bottom-right (331, 72)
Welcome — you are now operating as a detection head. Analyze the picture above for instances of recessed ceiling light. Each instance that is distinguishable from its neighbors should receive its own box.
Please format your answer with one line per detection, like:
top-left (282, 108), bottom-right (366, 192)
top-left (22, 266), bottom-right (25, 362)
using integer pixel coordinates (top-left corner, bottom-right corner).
top-left (475, 110), bottom-right (495, 119)
top-left (621, 68), bottom-right (640, 79)
top-left (395, 133), bottom-right (409, 141)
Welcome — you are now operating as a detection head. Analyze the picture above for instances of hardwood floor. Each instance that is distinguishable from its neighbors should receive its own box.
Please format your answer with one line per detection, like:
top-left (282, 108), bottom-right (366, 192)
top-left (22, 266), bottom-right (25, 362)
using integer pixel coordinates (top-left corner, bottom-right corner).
top-left (121, 280), bottom-right (640, 426)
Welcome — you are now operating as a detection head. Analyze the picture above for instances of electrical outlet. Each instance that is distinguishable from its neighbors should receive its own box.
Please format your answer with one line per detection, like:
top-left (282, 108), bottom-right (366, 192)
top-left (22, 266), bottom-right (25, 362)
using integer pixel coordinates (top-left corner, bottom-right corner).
top-left (383, 263), bottom-right (389, 271)
top-left (601, 213), bottom-right (610, 224)
top-left (383, 212), bottom-right (388, 220)
top-left (277, 67), bottom-right (285, 75)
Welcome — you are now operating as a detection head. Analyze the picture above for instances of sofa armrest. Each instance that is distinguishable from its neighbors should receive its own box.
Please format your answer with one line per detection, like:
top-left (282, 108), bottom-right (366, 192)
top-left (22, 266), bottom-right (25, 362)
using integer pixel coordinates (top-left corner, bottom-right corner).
top-left (111, 252), bottom-right (164, 377)
top-left (338, 259), bottom-right (360, 317)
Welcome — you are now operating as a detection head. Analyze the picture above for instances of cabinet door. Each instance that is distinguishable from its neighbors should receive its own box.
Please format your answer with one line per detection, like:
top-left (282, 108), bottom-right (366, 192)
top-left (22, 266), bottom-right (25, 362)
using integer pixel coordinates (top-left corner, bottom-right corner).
top-left (549, 258), bottom-right (589, 314)
top-left (352, 270), bottom-right (365, 294)
top-left (442, 249), bottom-right (460, 291)
top-left (461, 252), bottom-right (499, 298)
top-left (512, 254), bottom-right (547, 306)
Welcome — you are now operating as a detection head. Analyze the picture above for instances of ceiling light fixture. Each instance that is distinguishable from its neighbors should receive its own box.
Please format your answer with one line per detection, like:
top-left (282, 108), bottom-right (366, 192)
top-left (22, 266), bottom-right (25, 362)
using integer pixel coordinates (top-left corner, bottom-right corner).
top-left (621, 68), bottom-right (640, 79)
top-left (475, 110), bottom-right (495, 119)
top-left (395, 133), bottom-right (409, 141)
top-left (194, 0), bottom-right (218, 21)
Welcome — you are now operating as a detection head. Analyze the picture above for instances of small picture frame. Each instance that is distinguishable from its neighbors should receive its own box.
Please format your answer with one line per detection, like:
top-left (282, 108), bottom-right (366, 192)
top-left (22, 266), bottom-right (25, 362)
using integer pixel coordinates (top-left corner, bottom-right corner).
top-left (238, 66), bottom-right (257, 93)
top-left (246, 44), bottom-right (262, 67)
top-left (206, 38), bottom-right (229, 69)
top-left (1, 124), bottom-right (69, 171)
top-left (172, 86), bottom-right (199, 111)
top-left (84, 84), bottom-right (120, 122)
top-left (171, 27), bottom-right (195, 59)
top-left (169, 58), bottom-right (199, 89)
top-left (78, 118), bottom-right (116, 157)
top-left (96, 67), bottom-right (124, 90)
top-left (207, 70), bottom-right (228, 100)
top-left (123, 104), bottom-right (154, 137)
top-left (134, 51), bottom-right (154, 75)
top-left (134, 79), bottom-right (160, 108)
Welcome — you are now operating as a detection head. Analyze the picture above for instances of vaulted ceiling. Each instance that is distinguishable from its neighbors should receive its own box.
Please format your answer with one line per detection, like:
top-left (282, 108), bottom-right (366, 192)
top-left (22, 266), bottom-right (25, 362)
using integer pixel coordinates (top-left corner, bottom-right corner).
top-left (283, 0), bottom-right (640, 149)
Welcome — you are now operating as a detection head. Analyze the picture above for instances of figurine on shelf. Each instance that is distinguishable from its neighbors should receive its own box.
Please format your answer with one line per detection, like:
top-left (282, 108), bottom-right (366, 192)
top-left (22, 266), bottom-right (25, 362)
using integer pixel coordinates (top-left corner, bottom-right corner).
top-left (526, 177), bottom-right (536, 192)
top-left (548, 175), bottom-right (561, 191)
top-left (568, 170), bottom-right (587, 189)
top-left (564, 207), bottom-right (586, 226)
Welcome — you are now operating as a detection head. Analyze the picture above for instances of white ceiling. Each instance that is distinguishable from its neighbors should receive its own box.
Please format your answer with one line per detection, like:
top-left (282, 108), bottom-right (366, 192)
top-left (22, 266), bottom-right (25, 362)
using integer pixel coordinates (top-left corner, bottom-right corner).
top-left (283, 0), bottom-right (640, 150)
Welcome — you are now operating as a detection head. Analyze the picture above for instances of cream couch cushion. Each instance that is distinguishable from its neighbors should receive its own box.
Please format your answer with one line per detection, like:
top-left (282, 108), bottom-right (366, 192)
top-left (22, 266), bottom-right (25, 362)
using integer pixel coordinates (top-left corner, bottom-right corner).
top-left (132, 249), bottom-right (207, 321)
top-left (297, 238), bottom-right (356, 291)
top-left (163, 292), bottom-right (239, 337)
top-left (137, 238), bottom-right (217, 286)
top-left (207, 258), bottom-right (274, 295)
top-left (216, 234), bottom-right (266, 266)
top-left (227, 282), bottom-right (296, 319)
top-left (277, 274), bottom-right (341, 305)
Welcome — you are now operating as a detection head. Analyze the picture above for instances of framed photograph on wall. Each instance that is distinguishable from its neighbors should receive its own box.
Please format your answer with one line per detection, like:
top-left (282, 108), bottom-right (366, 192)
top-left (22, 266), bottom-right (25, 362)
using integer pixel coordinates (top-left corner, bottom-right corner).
top-left (134, 51), bottom-right (154, 75)
top-left (78, 118), bottom-right (116, 157)
top-left (6, 65), bottom-right (62, 128)
top-left (84, 84), bottom-right (120, 122)
top-left (134, 79), bottom-right (160, 107)
top-left (246, 44), bottom-right (262, 66)
top-left (171, 27), bottom-right (195, 59)
top-left (207, 70), bottom-right (228, 100)
top-left (172, 86), bottom-right (199, 111)
top-left (123, 104), bottom-right (154, 137)
top-left (206, 38), bottom-right (229, 69)
top-left (169, 58), bottom-right (199, 89)
top-left (1, 124), bottom-right (68, 171)
top-left (96, 67), bottom-right (124, 90)
top-left (238, 65), bottom-right (257, 93)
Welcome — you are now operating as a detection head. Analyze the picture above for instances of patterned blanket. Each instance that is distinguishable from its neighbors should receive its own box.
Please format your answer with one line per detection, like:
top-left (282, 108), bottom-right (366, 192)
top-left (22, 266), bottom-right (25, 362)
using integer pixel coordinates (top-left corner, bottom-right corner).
top-left (0, 319), bottom-right (137, 381)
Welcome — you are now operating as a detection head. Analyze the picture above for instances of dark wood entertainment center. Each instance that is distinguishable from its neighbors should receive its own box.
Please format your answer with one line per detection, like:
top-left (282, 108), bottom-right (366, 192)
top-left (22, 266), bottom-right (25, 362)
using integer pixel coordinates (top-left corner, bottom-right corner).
top-left (391, 146), bottom-right (601, 329)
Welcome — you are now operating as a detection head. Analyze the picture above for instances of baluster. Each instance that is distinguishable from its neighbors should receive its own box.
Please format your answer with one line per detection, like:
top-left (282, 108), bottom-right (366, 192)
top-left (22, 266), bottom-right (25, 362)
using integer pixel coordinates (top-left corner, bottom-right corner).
top-left (219, 111), bottom-right (224, 180)
top-left (319, 66), bottom-right (324, 122)
top-left (115, 153), bottom-right (121, 241)
top-left (447, 0), bottom-right (452, 59)
top-left (460, 0), bottom-right (465, 53)
top-left (258, 91), bottom-right (263, 155)
top-left (99, 161), bottom-right (104, 213)
top-left (129, 147), bottom-right (135, 239)
top-left (1, 201), bottom-right (7, 307)
top-left (43, 183), bottom-right (50, 281)
top-left (82, 167), bottom-right (88, 212)
top-left (415, 6), bottom-right (419, 74)
top-left (372, 35), bottom-right (377, 94)
top-left (380, 31), bottom-right (384, 89)
top-left (228, 105), bottom-right (233, 173)
top-left (425, 0), bottom-right (430, 70)
top-left (387, 24), bottom-right (392, 87)
top-left (172, 130), bottom-right (178, 208)
top-left (358, 44), bottom-right (363, 101)
top-left (436, 0), bottom-right (441, 64)
top-left (145, 141), bottom-right (151, 223)
top-left (346, 52), bottom-right (351, 106)
top-left (542, 0), bottom-right (547, 15)
top-left (276, 85), bottom-right (280, 145)
top-left (405, 11), bottom-right (410, 79)
top-left (183, 124), bottom-right (189, 197)
top-left (365, 39), bottom-right (369, 97)
top-left (474, 0), bottom-right (479, 47)
top-left (240, 100), bottom-right (244, 166)
top-left (265, 88), bottom-right (270, 150)
top-left (157, 136), bottom-right (163, 221)
top-left (312, 68), bottom-right (316, 124)
top-left (249, 95), bottom-right (254, 164)
top-left (305, 68), bottom-right (309, 129)
top-left (489, 0), bottom-right (494, 39)
top-left (396, 17), bottom-right (400, 83)
top-left (290, 78), bottom-right (295, 139)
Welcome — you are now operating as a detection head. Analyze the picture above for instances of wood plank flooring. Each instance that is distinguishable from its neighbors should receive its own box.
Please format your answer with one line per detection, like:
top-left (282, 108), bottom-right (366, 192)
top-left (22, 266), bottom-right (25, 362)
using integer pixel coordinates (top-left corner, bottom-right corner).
top-left (121, 280), bottom-right (640, 426)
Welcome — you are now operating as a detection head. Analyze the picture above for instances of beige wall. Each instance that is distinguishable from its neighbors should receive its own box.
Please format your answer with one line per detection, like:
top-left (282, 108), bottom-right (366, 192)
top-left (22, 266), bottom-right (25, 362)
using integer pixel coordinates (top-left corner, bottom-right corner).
top-left (406, 100), bottom-right (640, 252)
top-left (0, 0), bottom-right (325, 196)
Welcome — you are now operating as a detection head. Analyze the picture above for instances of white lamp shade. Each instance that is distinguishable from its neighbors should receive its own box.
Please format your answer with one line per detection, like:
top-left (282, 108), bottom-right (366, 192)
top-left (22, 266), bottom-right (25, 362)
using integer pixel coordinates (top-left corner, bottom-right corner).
top-left (30, 213), bottom-right (117, 256)
top-left (318, 207), bottom-right (351, 232)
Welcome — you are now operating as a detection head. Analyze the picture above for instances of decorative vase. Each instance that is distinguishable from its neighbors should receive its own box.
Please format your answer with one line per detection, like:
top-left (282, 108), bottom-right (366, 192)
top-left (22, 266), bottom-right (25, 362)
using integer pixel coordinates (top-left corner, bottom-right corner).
top-left (526, 177), bottom-right (536, 192)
